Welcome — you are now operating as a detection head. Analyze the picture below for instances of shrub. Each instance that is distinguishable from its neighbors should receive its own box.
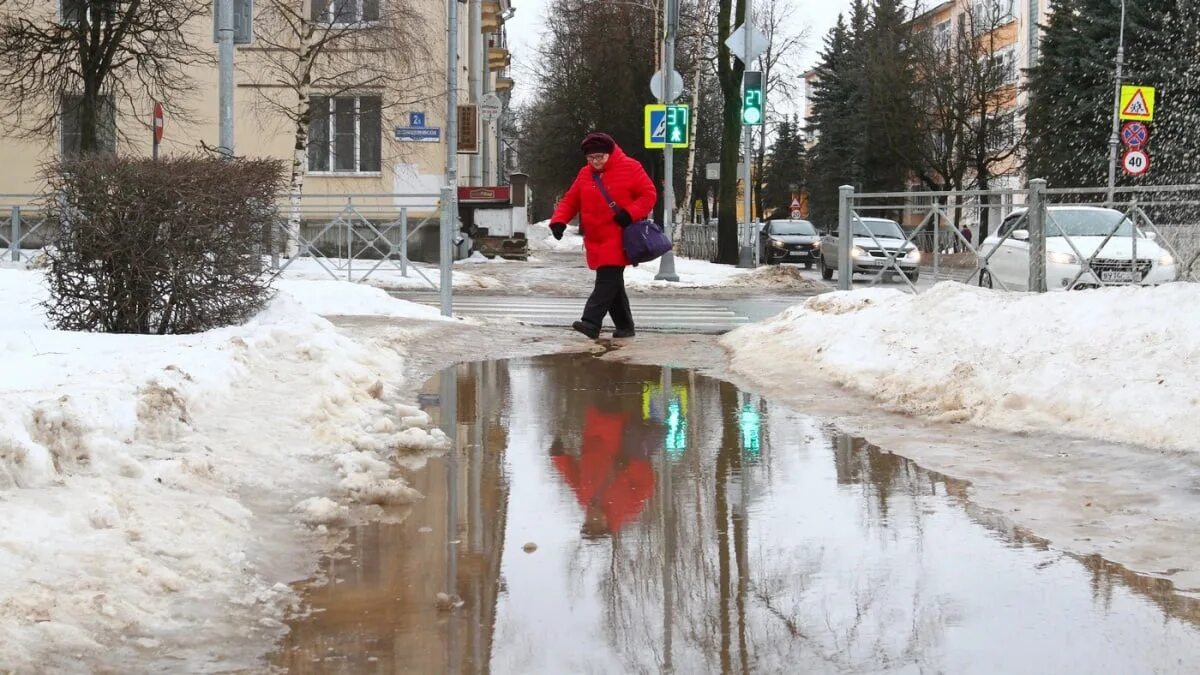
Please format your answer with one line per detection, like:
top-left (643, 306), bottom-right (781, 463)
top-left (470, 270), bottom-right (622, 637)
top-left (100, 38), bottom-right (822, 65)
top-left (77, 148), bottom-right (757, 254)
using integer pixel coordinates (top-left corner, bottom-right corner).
top-left (42, 155), bottom-right (285, 334)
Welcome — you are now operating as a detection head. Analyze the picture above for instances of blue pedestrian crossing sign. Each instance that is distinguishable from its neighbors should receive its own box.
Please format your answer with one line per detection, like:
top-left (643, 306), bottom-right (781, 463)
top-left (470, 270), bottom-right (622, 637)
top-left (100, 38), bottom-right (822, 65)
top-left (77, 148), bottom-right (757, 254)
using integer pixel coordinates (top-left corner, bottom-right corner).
top-left (644, 104), bottom-right (691, 149)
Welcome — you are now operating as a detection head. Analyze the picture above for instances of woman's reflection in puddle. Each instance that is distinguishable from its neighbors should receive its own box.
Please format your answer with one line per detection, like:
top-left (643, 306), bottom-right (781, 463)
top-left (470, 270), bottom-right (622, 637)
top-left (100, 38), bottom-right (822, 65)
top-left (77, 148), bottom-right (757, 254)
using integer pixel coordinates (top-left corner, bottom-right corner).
top-left (549, 403), bottom-right (661, 539)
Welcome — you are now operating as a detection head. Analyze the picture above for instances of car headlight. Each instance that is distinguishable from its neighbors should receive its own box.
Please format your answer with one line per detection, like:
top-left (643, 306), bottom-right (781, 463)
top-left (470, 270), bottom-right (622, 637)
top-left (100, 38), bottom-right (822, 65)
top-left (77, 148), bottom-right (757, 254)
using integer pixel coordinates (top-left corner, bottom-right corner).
top-left (1159, 252), bottom-right (1176, 266)
top-left (905, 247), bottom-right (920, 261)
top-left (851, 246), bottom-right (866, 258)
top-left (1047, 251), bottom-right (1078, 265)
top-left (770, 239), bottom-right (787, 250)
top-left (812, 240), bottom-right (821, 249)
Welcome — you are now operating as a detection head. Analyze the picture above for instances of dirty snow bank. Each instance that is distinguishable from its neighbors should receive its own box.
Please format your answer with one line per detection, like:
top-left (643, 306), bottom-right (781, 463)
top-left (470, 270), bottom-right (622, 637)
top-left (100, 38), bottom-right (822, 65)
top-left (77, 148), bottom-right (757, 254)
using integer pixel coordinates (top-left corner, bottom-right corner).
top-left (723, 282), bottom-right (1200, 452)
top-left (0, 269), bottom-right (448, 670)
top-left (528, 219), bottom-right (584, 252)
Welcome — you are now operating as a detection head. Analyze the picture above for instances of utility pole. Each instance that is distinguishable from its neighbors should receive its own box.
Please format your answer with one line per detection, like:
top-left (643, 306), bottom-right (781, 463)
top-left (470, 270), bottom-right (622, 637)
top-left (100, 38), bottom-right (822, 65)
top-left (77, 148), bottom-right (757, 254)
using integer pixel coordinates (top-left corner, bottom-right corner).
top-left (655, 0), bottom-right (681, 282)
top-left (442, 0), bottom-right (461, 317)
top-left (217, 0), bottom-right (234, 157)
top-left (1106, 0), bottom-right (1127, 204)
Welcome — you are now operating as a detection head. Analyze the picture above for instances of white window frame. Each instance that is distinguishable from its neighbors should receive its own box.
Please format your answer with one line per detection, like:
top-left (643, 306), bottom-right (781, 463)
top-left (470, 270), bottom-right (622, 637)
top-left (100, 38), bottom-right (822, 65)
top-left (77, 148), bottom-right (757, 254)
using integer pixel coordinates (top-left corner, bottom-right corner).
top-left (972, 0), bottom-right (1016, 34)
top-left (308, 94), bottom-right (383, 176)
top-left (934, 19), bottom-right (952, 50)
top-left (315, 0), bottom-right (380, 26)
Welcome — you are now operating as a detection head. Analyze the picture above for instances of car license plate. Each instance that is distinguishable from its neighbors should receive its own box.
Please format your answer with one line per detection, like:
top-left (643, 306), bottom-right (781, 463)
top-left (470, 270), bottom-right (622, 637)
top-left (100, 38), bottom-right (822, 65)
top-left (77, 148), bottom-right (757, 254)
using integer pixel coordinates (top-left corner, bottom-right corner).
top-left (1100, 269), bottom-right (1138, 282)
top-left (788, 251), bottom-right (803, 257)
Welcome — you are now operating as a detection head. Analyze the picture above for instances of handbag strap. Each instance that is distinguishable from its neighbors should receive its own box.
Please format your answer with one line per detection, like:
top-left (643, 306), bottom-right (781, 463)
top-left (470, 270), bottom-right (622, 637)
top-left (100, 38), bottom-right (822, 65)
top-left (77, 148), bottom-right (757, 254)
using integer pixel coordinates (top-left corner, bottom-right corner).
top-left (590, 171), bottom-right (622, 215)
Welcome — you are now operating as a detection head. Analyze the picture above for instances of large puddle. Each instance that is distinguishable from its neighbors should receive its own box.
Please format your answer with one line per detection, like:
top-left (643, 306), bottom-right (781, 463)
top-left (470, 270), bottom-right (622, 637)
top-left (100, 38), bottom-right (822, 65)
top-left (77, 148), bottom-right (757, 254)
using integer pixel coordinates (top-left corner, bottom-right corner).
top-left (273, 354), bottom-right (1200, 672)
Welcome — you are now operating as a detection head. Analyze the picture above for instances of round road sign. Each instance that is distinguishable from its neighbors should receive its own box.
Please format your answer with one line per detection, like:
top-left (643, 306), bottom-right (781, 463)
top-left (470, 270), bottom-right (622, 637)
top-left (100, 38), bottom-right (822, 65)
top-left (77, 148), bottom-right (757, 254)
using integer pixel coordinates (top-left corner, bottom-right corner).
top-left (1122, 148), bottom-right (1150, 177)
top-left (153, 102), bottom-right (164, 143)
top-left (1121, 121), bottom-right (1148, 149)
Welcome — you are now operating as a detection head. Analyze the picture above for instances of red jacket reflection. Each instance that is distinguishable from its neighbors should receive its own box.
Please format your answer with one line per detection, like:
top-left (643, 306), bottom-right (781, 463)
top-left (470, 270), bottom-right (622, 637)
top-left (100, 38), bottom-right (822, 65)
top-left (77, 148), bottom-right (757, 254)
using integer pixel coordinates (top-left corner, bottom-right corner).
top-left (551, 408), bottom-right (655, 536)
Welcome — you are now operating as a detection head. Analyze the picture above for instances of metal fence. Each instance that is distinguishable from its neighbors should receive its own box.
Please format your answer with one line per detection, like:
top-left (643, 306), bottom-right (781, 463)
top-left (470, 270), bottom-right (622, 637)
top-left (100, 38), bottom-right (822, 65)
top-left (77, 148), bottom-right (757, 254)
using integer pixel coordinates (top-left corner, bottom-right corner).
top-left (678, 222), bottom-right (718, 261)
top-left (268, 193), bottom-right (443, 285)
top-left (836, 181), bottom-right (1200, 293)
top-left (2, 192), bottom-right (447, 286)
top-left (0, 195), bottom-right (51, 264)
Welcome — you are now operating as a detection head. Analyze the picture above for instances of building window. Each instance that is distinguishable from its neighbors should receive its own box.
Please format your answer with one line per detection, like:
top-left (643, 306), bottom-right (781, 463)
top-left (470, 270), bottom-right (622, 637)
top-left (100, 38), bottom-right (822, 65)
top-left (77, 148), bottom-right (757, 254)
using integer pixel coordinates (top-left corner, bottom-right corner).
top-left (985, 47), bottom-right (1018, 84)
top-left (311, 0), bottom-right (380, 24)
top-left (60, 0), bottom-right (117, 24)
top-left (972, 0), bottom-right (1016, 33)
top-left (308, 95), bottom-right (382, 173)
top-left (987, 111), bottom-right (1017, 152)
top-left (61, 94), bottom-right (116, 158)
top-left (934, 20), bottom-right (952, 50)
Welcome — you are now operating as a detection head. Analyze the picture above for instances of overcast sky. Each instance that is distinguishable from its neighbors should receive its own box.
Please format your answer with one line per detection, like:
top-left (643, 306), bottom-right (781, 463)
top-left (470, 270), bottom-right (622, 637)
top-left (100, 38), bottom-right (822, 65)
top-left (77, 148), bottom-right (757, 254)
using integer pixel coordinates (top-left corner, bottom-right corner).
top-left (503, 0), bottom-right (853, 108)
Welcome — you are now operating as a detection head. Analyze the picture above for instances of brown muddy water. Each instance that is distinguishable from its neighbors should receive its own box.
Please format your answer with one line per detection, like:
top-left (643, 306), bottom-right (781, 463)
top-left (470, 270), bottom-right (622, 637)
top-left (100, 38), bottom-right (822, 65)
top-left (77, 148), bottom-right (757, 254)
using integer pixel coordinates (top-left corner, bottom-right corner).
top-left (272, 353), bottom-right (1200, 673)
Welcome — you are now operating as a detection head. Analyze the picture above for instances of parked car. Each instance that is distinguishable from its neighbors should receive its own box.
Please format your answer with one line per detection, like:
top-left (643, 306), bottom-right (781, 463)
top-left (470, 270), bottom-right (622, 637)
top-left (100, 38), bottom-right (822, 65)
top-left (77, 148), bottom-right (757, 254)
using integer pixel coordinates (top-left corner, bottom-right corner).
top-left (758, 218), bottom-right (821, 267)
top-left (976, 206), bottom-right (1178, 290)
top-left (817, 217), bottom-right (921, 282)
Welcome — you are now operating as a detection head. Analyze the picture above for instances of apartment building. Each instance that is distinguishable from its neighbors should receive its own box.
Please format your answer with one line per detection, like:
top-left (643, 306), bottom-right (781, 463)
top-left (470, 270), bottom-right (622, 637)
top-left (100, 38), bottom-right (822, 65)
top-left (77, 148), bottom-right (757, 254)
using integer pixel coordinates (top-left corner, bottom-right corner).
top-left (0, 0), bottom-right (516, 199)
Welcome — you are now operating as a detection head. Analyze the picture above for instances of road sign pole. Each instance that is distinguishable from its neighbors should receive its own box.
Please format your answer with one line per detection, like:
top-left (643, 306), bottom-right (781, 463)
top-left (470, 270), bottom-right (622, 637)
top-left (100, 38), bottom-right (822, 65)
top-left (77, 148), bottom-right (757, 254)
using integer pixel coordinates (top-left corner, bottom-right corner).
top-left (217, 0), bottom-right (234, 158)
top-left (1106, 0), bottom-right (1126, 204)
top-left (656, 0), bottom-right (680, 282)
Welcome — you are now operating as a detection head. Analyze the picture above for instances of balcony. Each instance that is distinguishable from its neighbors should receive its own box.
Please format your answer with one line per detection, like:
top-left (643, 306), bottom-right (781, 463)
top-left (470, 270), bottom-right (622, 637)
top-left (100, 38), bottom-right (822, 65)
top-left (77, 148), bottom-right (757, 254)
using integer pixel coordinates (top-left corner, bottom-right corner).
top-left (495, 76), bottom-right (514, 92)
top-left (488, 47), bottom-right (510, 72)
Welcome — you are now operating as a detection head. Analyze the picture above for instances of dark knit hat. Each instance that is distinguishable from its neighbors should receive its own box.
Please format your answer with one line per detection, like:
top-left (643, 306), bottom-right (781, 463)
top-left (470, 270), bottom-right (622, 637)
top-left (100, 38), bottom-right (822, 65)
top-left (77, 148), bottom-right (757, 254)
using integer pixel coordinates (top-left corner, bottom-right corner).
top-left (580, 132), bottom-right (616, 155)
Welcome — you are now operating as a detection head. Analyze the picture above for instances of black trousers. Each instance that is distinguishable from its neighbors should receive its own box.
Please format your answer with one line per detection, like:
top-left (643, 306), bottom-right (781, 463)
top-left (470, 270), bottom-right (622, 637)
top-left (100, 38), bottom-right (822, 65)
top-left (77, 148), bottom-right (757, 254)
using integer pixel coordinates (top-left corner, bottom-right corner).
top-left (581, 266), bottom-right (634, 331)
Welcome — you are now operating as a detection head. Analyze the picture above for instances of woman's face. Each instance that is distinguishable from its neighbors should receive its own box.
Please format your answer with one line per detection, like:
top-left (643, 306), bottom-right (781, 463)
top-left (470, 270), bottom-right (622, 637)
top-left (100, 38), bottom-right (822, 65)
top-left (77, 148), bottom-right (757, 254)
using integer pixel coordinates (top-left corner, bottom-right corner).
top-left (586, 152), bottom-right (610, 171)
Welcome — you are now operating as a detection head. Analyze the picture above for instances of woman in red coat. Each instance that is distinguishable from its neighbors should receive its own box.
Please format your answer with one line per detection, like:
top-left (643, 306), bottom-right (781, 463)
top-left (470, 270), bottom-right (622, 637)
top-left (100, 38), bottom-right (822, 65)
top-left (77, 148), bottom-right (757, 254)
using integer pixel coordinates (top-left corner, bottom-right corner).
top-left (548, 132), bottom-right (657, 340)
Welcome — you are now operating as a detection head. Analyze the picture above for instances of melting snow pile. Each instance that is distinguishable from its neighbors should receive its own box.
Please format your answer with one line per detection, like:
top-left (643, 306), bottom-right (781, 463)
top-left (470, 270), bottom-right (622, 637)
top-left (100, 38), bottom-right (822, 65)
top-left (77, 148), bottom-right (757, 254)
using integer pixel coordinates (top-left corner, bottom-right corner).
top-left (0, 269), bottom-right (449, 670)
top-left (723, 282), bottom-right (1200, 452)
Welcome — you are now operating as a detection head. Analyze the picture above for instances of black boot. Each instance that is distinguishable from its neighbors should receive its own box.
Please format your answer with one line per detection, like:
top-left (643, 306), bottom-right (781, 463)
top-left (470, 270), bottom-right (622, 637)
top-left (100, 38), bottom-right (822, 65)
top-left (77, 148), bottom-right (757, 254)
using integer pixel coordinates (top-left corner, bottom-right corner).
top-left (572, 320), bottom-right (601, 340)
top-left (612, 327), bottom-right (635, 339)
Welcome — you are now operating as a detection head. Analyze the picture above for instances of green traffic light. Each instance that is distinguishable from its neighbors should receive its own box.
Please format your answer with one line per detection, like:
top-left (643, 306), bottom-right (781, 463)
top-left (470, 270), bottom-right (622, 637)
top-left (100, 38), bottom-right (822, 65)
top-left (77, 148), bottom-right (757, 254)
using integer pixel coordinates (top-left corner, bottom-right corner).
top-left (742, 71), bottom-right (764, 127)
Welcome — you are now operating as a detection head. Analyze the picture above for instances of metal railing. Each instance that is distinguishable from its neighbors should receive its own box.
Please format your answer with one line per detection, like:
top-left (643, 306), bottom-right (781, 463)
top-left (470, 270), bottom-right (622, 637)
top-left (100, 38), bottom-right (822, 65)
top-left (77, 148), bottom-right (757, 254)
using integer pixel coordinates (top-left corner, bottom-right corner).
top-left (268, 193), bottom-right (442, 285)
top-left (678, 222), bottom-right (718, 261)
top-left (0, 195), bottom-right (51, 264)
top-left (836, 181), bottom-right (1200, 293)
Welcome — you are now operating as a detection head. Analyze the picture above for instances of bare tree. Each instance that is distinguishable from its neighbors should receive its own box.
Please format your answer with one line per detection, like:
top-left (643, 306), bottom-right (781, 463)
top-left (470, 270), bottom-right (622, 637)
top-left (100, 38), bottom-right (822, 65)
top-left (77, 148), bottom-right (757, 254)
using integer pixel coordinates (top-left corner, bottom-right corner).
top-left (715, 0), bottom-right (748, 264)
top-left (246, 0), bottom-right (433, 253)
top-left (908, 0), bottom-right (1023, 237)
top-left (0, 0), bottom-right (210, 156)
top-left (751, 0), bottom-right (807, 220)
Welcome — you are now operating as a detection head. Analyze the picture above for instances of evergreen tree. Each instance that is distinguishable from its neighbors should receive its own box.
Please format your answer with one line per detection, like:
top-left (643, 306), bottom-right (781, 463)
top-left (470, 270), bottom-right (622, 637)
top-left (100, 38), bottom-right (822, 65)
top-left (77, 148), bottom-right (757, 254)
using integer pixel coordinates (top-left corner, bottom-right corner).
top-left (806, 15), bottom-right (861, 226)
top-left (1026, 0), bottom-right (1176, 187)
top-left (861, 0), bottom-right (919, 192)
top-left (761, 118), bottom-right (806, 216)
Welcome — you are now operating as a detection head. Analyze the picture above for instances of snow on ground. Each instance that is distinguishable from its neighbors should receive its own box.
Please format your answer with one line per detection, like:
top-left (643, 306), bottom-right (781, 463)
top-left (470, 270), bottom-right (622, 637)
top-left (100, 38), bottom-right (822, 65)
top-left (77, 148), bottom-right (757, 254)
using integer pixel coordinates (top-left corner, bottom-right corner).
top-left (278, 255), bottom-right (501, 290)
top-left (628, 256), bottom-right (821, 291)
top-left (723, 282), bottom-right (1200, 452)
top-left (0, 269), bottom-right (449, 670)
top-left (527, 219), bottom-right (584, 253)
top-left (274, 279), bottom-right (454, 321)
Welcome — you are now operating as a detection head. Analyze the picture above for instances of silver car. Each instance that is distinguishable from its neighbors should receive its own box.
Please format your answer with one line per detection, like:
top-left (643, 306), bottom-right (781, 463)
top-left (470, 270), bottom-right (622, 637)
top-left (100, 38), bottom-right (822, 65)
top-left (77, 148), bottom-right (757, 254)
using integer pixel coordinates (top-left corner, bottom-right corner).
top-left (817, 217), bottom-right (921, 282)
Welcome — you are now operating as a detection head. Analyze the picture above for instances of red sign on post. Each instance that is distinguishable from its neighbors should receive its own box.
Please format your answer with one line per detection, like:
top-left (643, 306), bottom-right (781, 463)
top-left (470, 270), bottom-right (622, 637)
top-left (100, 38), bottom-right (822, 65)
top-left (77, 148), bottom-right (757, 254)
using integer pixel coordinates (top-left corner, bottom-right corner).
top-left (153, 103), bottom-right (164, 143)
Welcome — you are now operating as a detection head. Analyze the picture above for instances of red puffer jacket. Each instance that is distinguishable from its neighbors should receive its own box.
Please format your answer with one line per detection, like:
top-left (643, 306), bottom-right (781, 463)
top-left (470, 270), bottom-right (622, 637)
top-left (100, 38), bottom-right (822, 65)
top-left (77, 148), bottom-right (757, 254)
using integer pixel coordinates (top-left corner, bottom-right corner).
top-left (550, 142), bottom-right (657, 269)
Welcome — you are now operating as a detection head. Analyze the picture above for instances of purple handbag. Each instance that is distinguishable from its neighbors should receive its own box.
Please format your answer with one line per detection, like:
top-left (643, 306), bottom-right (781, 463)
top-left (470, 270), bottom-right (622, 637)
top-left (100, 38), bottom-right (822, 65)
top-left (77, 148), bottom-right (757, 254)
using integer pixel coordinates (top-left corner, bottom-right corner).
top-left (592, 172), bottom-right (673, 264)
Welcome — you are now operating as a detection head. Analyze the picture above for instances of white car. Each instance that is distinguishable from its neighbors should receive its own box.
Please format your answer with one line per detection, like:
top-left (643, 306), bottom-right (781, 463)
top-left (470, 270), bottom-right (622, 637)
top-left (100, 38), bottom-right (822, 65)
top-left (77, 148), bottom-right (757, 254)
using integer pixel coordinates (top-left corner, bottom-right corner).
top-left (977, 206), bottom-right (1178, 291)
top-left (817, 217), bottom-right (921, 282)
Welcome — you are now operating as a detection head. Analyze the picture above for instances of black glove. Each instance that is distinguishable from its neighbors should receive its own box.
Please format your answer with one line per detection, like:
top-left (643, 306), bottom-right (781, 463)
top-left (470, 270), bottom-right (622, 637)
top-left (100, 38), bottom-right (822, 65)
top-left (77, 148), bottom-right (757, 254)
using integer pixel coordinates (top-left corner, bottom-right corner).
top-left (549, 222), bottom-right (566, 240)
top-left (614, 209), bottom-right (633, 227)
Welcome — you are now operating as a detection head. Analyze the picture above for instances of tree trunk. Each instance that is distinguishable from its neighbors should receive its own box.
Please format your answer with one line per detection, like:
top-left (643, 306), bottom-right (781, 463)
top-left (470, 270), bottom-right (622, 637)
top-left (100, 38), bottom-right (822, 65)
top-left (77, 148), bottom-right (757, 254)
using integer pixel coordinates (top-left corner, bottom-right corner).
top-left (79, 79), bottom-right (101, 155)
top-left (754, 126), bottom-right (766, 220)
top-left (679, 65), bottom-right (703, 228)
top-left (287, 32), bottom-right (319, 259)
top-left (716, 0), bottom-right (747, 265)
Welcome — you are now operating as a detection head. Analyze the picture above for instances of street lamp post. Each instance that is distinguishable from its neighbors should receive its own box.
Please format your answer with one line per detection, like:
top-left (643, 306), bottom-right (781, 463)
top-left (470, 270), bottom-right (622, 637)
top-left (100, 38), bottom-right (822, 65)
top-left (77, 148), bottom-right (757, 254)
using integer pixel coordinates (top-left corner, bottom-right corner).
top-left (1106, 0), bottom-right (1127, 204)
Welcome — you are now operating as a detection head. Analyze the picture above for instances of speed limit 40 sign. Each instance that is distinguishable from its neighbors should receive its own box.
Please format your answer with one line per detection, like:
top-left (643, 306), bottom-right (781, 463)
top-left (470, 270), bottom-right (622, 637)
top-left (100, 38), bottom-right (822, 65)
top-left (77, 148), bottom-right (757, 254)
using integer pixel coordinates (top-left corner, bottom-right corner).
top-left (1122, 148), bottom-right (1150, 177)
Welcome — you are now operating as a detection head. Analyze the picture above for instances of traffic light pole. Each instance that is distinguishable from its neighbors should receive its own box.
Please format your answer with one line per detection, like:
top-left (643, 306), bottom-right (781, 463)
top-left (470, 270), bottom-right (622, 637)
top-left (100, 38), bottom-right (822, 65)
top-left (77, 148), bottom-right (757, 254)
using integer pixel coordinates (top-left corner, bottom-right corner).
top-left (441, 0), bottom-right (460, 317)
top-left (655, 0), bottom-right (681, 282)
top-left (736, 2), bottom-right (756, 269)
